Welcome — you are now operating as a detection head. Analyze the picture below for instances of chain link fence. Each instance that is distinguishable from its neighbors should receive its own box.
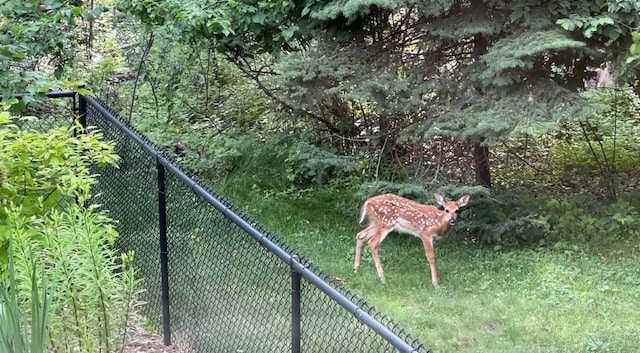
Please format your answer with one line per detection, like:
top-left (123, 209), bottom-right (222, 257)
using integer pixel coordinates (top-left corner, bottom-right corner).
top-left (11, 92), bottom-right (433, 353)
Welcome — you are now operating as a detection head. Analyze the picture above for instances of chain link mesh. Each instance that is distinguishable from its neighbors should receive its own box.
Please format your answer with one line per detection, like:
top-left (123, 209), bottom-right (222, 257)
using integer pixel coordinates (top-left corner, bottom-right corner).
top-left (39, 95), bottom-right (432, 353)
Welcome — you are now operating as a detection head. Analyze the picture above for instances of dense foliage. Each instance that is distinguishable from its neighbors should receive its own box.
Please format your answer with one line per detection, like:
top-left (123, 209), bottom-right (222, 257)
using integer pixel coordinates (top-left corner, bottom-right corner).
top-left (95, 0), bottom-right (640, 248)
top-left (0, 0), bottom-right (99, 110)
top-left (118, 0), bottom-right (640, 189)
top-left (0, 106), bottom-right (142, 352)
top-left (0, 109), bottom-right (118, 264)
top-left (1, 2), bottom-right (142, 350)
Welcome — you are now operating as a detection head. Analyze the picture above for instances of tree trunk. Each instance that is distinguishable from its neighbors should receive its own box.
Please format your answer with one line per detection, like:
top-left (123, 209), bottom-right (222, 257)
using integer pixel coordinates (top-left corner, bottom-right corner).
top-left (471, 0), bottom-right (491, 188)
top-left (474, 143), bottom-right (491, 188)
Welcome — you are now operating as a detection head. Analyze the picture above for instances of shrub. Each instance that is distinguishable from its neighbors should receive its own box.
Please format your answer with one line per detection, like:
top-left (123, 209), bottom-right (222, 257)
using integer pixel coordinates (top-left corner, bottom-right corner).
top-left (0, 107), bottom-right (142, 352)
top-left (285, 142), bottom-right (365, 187)
top-left (460, 189), bottom-right (545, 245)
top-left (0, 109), bottom-right (118, 269)
top-left (6, 204), bottom-right (142, 353)
top-left (534, 193), bottom-right (640, 247)
top-left (493, 87), bottom-right (640, 199)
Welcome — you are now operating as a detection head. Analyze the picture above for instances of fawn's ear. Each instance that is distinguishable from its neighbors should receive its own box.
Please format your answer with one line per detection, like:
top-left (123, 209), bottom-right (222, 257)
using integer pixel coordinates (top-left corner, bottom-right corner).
top-left (434, 193), bottom-right (445, 207)
top-left (458, 195), bottom-right (470, 207)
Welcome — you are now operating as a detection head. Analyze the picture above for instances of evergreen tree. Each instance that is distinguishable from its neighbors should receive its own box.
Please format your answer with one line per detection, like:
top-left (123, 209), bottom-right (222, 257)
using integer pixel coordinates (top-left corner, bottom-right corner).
top-left (122, 0), bottom-right (640, 187)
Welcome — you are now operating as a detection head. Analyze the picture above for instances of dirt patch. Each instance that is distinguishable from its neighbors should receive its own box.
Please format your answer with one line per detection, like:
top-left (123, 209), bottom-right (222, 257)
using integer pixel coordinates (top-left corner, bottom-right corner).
top-left (123, 318), bottom-right (179, 353)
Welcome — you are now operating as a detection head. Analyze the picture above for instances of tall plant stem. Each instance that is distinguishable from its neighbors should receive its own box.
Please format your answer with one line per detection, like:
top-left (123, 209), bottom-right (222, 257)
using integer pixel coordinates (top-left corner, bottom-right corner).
top-left (128, 31), bottom-right (155, 122)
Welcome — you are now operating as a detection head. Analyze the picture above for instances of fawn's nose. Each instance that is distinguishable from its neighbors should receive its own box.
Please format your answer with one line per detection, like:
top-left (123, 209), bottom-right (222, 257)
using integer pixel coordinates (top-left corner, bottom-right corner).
top-left (447, 211), bottom-right (458, 225)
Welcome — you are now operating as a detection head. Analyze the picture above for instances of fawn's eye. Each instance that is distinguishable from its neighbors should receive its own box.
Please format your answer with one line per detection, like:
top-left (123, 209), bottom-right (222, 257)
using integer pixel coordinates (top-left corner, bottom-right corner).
top-left (445, 209), bottom-right (450, 213)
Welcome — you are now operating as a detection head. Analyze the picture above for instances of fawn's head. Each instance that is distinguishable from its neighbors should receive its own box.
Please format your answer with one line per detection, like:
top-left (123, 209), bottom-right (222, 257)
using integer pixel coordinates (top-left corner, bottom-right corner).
top-left (434, 193), bottom-right (470, 225)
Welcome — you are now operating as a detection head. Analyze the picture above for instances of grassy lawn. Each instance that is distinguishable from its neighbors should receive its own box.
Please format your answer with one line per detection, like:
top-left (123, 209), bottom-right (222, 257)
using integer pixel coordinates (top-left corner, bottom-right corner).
top-left (219, 183), bottom-right (640, 353)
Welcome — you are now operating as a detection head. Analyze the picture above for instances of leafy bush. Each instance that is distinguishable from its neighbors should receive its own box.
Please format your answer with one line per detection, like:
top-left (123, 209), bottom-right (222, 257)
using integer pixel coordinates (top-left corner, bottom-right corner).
top-left (534, 194), bottom-right (640, 247)
top-left (171, 132), bottom-right (248, 179)
top-left (6, 204), bottom-right (142, 353)
top-left (448, 188), bottom-right (640, 248)
top-left (0, 0), bottom-right (99, 113)
top-left (1, 107), bottom-right (141, 352)
top-left (552, 87), bottom-right (640, 198)
top-left (285, 142), bottom-right (364, 187)
top-left (460, 190), bottom-right (545, 245)
top-left (0, 109), bottom-right (118, 269)
top-left (494, 87), bottom-right (640, 199)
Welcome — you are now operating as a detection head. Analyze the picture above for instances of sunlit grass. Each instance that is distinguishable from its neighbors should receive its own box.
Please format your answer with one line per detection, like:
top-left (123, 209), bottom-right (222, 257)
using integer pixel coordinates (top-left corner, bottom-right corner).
top-left (218, 181), bottom-right (640, 353)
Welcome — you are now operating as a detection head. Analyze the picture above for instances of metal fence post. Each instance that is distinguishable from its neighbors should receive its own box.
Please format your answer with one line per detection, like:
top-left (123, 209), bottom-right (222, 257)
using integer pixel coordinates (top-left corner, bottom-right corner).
top-left (157, 161), bottom-right (172, 345)
top-left (78, 92), bottom-right (87, 130)
top-left (76, 93), bottom-right (90, 209)
top-left (291, 257), bottom-right (301, 353)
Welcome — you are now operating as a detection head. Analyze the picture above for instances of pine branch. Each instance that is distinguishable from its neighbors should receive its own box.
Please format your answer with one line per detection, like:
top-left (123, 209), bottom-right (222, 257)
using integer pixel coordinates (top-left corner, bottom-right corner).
top-left (227, 53), bottom-right (342, 134)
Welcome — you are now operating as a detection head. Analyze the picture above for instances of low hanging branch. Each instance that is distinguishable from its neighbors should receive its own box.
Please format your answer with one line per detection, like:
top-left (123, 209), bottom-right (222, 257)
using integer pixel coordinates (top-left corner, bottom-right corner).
top-left (128, 31), bottom-right (155, 122)
top-left (227, 54), bottom-right (343, 135)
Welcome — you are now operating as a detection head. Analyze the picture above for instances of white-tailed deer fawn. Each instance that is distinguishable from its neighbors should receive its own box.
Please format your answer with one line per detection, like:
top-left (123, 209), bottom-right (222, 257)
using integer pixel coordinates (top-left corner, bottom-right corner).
top-left (354, 193), bottom-right (470, 286)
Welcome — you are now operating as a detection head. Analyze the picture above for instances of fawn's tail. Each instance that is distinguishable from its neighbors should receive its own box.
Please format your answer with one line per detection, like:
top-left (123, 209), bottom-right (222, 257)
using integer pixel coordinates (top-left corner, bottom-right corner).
top-left (358, 200), bottom-right (369, 225)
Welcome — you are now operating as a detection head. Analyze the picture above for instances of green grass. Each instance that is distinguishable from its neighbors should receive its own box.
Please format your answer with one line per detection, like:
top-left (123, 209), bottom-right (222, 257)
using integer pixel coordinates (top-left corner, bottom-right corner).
top-left (218, 181), bottom-right (640, 353)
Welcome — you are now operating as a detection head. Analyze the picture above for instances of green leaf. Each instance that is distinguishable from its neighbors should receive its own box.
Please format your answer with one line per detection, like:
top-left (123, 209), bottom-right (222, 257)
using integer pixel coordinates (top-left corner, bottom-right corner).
top-left (584, 27), bottom-right (594, 38)
top-left (54, 67), bottom-right (64, 79)
top-left (282, 25), bottom-right (298, 41)
top-left (598, 17), bottom-right (615, 25)
top-left (510, 8), bottom-right (523, 22)
top-left (557, 18), bottom-right (575, 31)
top-left (606, 27), bottom-right (621, 41)
top-left (252, 13), bottom-right (266, 24)
top-left (0, 225), bottom-right (9, 243)
top-left (0, 111), bottom-right (10, 124)
top-left (73, 87), bottom-right (95, 97)
top-left (12, 51), bottom-right (26, 60)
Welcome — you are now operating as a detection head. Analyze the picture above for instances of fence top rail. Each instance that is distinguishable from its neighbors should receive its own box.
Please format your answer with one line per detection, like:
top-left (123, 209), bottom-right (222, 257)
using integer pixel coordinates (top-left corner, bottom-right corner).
top-left (0, 90), bottom-right (77, 100)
